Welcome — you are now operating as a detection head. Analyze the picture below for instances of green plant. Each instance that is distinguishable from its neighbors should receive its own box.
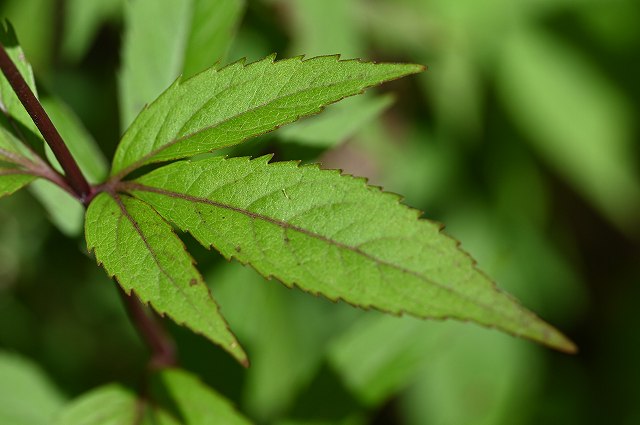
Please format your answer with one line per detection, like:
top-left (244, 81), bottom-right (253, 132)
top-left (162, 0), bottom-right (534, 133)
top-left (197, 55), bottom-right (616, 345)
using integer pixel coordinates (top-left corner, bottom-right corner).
top-left (0, 9), bottom-right (576, 425)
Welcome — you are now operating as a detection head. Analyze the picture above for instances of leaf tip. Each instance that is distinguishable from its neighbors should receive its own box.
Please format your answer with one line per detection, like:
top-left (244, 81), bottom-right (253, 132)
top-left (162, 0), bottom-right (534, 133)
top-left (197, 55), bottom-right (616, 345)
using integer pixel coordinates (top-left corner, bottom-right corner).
top-left (540, 326), bottom-right (578, 355)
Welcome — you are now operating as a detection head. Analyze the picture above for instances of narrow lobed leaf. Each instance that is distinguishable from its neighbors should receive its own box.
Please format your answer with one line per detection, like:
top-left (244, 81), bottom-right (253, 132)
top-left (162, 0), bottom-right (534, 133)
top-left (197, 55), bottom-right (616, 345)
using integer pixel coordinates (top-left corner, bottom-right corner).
top-left (182, 0), bottom-right (246, 79)
top-left (118, 0), bottom-right (192, 131)
top-left (85, 192), bottom-right (247, 365)
top-left (53, 385), bottom-right (139, 425)
top-left (126, 156), bottom-right (576, 353)
top-left (0, 119), bottom-right (36, 163)
top-left (0, 20), bottom-right (41, 149)
top-left (118, 0), bottom-right (246, 131)
top-left (41, 97), bottom-right (109, 184)
top-left (277, 92), bottom-right (395, 148)
top-left (152, 368), bottom-right (253, 425)
top-left (0, 126), bottom-right (37, 199)
top-left (111, 55), bottom-right (424, 178)
top-left (0, 351), bottom-right (65, 425)
top-left (0, 25), bottom-right (93, 235)
top-left (0, 171), bottom-right (35, 199)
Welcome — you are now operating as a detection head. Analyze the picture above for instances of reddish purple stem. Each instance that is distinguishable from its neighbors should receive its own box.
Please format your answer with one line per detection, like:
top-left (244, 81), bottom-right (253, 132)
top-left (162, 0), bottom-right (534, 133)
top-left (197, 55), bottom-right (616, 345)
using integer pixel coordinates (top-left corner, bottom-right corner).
top-left (0, 42), bottom-right (92, 202)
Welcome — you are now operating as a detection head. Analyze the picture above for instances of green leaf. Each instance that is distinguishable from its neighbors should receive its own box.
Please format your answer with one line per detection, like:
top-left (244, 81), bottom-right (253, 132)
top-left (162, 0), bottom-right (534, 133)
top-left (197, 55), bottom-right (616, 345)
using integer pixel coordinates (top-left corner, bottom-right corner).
top-left (53, 384), bottom-right (180, 425)
top-left (85, 192), bottom-right (247, 365)
top-left (119, 0), bottom-right (244, 131)
top-left (53, 385), bottom-right (138, 425)
top-left (0, 23), bottom-right (87, 234)
top-left (0, 126), bottom-right (37, 199)
top-left (498, 28), bottom-right (640, 231)
top-left (399, 325), bottom-right (541, 425)
top-left (118, 0), bottom-right (192, 130)
top-left (29, 180), bottom-right (83, 236)
top-left (0, 171), bottom-right (35, 199)
top-left (152, 368), bottom-right (253, 425)
top-left (0, 20), bottom-right (40, 148)
top-left (111, 55), bottom-right (423, 178)
top-left (41, 97), bottom-right (108, 184)
top-left (61, 0), bottom-right (123, 62)
top-left (182, 0), bottom-right (245, 79)
top-left (208, 261), bottom-right (358, 420)
top-left (285, 0), bottom-right (364, 58)
top-left (0, 122), bottom-right (35, 163)
top-left (0, 351), bottom-right (65, 425)
top-left (56, 370), bottom-right (251, 425)
top-left (277, 93), bottom-right (394, 148)
top-left (328, 314), bottom-right (449, 406)
top-left (127, 156), bottom-right (576, 353)
top-left (0, 1), bottom-right (55, 71)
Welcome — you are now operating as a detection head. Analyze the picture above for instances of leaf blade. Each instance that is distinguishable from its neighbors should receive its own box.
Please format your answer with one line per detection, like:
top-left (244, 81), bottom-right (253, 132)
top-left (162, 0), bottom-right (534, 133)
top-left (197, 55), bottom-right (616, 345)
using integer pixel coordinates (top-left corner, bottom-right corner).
top-left (53, 385), bottom-right (139, 425)
top-left (182, 0), bottom-right (245, 78)
top-left (41, 97), bottom-right (108, 184)
top-left (85, 192), bottom-right (247, 365)
top-left (128, 156), bottom-right (575, 353)
top-left (118, 0), bottom-right (192, 131)
top-left (0, 170), bottom-right (35, 198)
top-left (0, 126), bottom-right (37, 199)
top-left (152, 368), bottom-right (253, 425)
top-left (112, 55), bottom-right (424, 178)
top-left (0, 20), bottom-right (41, 149)
top-left (0, 351), bottom-right (65, 425)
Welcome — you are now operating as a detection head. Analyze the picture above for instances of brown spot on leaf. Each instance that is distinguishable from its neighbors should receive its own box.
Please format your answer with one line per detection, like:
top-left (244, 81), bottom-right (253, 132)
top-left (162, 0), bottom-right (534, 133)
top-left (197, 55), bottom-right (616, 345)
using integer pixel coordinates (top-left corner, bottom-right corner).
top-left (189, 278), bottom-right (198, 286)
top-left (235, 246), bottom-right (242, 253)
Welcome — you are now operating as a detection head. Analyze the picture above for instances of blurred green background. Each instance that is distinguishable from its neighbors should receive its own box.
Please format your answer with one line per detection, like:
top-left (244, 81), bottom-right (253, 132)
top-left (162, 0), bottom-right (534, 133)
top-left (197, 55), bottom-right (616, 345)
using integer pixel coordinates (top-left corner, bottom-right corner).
top-left (0, 0), bottom-right (639, 424)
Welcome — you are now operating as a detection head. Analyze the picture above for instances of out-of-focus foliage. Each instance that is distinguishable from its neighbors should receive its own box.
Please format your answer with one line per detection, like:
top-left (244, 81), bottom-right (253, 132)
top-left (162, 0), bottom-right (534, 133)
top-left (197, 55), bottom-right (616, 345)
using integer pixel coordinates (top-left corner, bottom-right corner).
top-left (0, 0), bottom-right (638, 424)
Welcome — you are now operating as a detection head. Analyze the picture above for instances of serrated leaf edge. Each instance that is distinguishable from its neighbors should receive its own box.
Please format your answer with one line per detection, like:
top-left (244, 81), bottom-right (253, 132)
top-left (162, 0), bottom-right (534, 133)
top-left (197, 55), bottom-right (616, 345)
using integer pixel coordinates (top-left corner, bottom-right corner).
top-left (124, 155), bottom-right (576, 354)
top-left (113, 54), bottom-right (424, 179)
top-left (85, 192), bottom-right (249, 366)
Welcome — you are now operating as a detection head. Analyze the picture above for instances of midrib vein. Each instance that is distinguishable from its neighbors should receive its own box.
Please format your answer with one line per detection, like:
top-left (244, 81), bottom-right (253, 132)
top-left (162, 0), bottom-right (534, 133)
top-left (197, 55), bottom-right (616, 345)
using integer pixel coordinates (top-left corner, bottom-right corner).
top-left (116, 71), bottom-right (388, 178)
top-left (110, 193), bottom-right (213, 330)
top-left (124, 182), bottom-right (526, 324)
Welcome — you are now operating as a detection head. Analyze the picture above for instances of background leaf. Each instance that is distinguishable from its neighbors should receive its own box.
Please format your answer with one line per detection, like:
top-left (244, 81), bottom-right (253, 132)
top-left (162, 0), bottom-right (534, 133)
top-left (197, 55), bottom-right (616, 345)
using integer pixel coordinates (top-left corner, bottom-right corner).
top-left (207, 260), bottom-right (359, 421)
top-left (85, 192), bottom-right (247, 365)
top-left (0, 24), bottom-right (92, 235)
top-left (498, 28), bottom-right (640, 232)
top-left (151, 368), bottom-right (253, 425)
top-left (0, 351), bottom-right (65, 425)
top-left (277, 93), bottom-right (394, 148)
top-left (118, 0), bottom-right (191, 130)
top-left (128, 156), bottom-right (575, 352)
top-left (21, 97), bottom-right (110, 236)
top-left (0, 21), bottom-right (42, 152)
top-left (61, 0), bottom-right (124, 63)
top-left (182, 0), bottom-right (245, 79)
top-left (118, 0), bottom-right (245, 131)
top-left (29, 180), bottom-right (83, 236)
top-left (53, 384), bottom-right (181, 425)
top-left (41, 97), bottom-right (108, 184)
top-left (0, 172), bottom-right (35, 199)
top-left (53, 385), bottom-right (139, 425)
top-left (112, 55), bottom-right (423, 178)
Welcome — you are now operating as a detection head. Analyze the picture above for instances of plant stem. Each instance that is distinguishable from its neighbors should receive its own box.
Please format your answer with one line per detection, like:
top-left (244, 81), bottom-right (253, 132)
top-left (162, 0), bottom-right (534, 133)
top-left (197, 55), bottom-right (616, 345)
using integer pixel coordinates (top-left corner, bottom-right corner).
top-left (118, 288), bottom-right (177, 369)
top-left (0, 43), bottom-right (91, 202)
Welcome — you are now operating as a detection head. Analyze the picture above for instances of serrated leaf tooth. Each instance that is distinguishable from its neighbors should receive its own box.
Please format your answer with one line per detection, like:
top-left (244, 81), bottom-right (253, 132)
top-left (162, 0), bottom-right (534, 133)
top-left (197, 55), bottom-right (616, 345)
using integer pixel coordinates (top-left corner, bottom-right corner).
top-left (129, 156), bottom-right (576, 353)
top-left (85, 192), bottom-right (248, 365)
top-left (112, 54), bottom-right (424, 177)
